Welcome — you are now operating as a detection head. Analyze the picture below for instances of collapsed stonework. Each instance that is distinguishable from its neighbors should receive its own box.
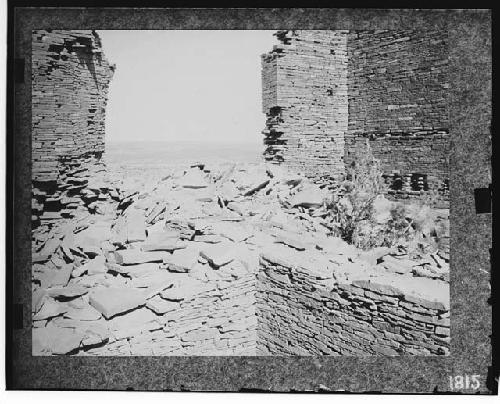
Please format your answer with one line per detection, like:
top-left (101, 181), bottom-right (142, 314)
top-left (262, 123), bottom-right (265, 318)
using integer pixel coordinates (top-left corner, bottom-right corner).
top-left (262, 30), bottom-right (450, 199)
top-left (32, 30), bottom-right (115, 228)
top-left (32, 163), bottom-right (449, 356)
top-left (31, 30), bottom-right (450, 357)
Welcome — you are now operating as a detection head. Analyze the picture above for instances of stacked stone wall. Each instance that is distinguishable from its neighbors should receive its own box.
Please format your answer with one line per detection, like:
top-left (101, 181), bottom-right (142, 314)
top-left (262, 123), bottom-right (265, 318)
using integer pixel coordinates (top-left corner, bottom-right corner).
top-left (345, 132), bottom-right (450, 200)
top-left (66, 272), bottom-right (257, 356)
top-left (261, 30), bottom-right (450, 198)
top-left (346, 29), bottom-right (448, 134)
top-left (345, 29), bottom-right (449, 199)
top-left (261, 30), bottom-right (349, 184)
top-left (32, 30), bottom-right (114, 227)
top-left (256, 251), bottom-right (450, 356)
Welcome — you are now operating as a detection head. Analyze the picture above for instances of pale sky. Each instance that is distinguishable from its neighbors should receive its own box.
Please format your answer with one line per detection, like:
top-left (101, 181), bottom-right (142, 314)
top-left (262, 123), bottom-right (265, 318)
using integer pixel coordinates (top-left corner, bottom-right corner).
top-left (97, 30), bottom-right (276, 144)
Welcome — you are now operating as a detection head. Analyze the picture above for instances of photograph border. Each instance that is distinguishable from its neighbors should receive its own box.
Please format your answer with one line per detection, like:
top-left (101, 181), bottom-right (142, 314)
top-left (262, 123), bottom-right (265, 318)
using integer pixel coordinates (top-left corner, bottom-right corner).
top-left (6, 6), bottom-right (494, 393)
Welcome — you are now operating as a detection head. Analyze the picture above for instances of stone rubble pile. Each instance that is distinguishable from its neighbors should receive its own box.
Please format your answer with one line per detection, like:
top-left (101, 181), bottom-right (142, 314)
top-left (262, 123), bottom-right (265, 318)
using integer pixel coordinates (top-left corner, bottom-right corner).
top-left (32, 162), bottom-right (449, 356)
top-left (32, 156), bottom-right (120, 228)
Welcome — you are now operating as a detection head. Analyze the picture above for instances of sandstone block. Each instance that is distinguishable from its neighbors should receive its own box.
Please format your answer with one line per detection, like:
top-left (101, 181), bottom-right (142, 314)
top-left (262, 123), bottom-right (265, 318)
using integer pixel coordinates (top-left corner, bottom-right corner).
top-left (352, 280), bottom-right (403, 297)
top-left (89, 287), bottom-right (145, 319)
top-left (114, 249), bottom-right (166, 265)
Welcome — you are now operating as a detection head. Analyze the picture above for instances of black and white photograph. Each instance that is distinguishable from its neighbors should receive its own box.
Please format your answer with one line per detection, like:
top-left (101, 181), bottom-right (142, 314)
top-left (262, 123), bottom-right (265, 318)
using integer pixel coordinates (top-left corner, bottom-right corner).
top-left (31, 28), bottom-right (450, 357)
top-left (4, 5), bottom-right (493, 395)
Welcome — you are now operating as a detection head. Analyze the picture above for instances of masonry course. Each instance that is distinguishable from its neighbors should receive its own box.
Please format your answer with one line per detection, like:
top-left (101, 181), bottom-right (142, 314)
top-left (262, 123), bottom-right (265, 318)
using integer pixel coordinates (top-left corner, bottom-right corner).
top-left (32, 30), bottom-right (115, 228)
top-left (262, 30), bottom-right (450, 199)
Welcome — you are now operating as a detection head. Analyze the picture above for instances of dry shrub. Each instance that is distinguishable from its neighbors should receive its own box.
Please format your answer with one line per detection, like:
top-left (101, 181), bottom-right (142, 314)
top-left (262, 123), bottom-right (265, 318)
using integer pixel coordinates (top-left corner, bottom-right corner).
top-left (327, 140), bottom-right (387, 247)
top-left (326, 140), bottom-right (448, 252)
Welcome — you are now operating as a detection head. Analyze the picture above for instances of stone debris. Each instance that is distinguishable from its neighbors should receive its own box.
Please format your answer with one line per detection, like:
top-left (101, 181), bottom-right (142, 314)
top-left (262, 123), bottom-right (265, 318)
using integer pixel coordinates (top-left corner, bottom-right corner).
top-left (114, 250), bottom-right (166, 265)
top-left (142, 232), bottom-right (187, 252)
top-left (89, 287), bottom-right (146, 319)
top-left (46, 285), bottom-right (88, 299)
top-left (163, 247), bottom-right (199, 273)
top-left (199, 243), bottom-right (235, 268)
top-left (73, 255), bottom-right (106, 277)
top-left (32, 160), bottom-right (449, 356)
top-left (288, 186), bottom-right (326, 208)
top-left (30, 28), bottom-right (452, 358)
top-left (178, 169), bottom-right (209, 189)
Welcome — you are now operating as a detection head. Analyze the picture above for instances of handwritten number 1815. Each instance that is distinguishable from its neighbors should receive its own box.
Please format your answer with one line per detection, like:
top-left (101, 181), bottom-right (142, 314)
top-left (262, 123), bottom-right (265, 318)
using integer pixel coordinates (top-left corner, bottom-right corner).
top-left (449, 375), bottom-right (481, 391)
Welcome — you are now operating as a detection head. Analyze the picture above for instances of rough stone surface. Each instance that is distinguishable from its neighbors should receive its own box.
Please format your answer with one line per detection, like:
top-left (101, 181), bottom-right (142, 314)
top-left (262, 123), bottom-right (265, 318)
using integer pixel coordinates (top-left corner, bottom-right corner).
top-left (257, 248), bottom-right (450, 356)
top-left (262, 30), bottom-right (449, 201)
top-left (89, 287), bottom-right (145, 319)
top-left (30, 29), bottom-right (450, 358)
top-left (32, 160), bottom-right (449, 356)
top-left (32, 30), bottom-right (115, 229)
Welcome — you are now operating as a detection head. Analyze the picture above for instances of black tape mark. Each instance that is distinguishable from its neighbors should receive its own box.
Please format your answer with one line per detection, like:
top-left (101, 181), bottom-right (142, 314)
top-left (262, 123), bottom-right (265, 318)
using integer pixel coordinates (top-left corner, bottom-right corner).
top-left (13, 303), bottom-right (23, 330)
top-left (474, 186), bottom-right (492, 214)
top-left (14, 58), bottom-right (25, 84)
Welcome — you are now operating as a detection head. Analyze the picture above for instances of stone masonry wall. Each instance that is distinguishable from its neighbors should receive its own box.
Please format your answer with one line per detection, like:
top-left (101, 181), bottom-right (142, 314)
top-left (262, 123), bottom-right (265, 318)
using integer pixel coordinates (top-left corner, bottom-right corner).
top-left (346, 132), bottom-right (450, 199)
top-left (32, 30), bottom-right (114, 227)
top-left (261, 30), bottom-right (349, 185)
top-left (256, 248), bottom-right (450, 356)
top-left (54, 270), bottom-right (257, 356)
top-left (346, 29), bottom-right (448, 134)
top-left (345, 29), bottom-right (450, 199)
top-left (261, 30), bottom-right (450, 198)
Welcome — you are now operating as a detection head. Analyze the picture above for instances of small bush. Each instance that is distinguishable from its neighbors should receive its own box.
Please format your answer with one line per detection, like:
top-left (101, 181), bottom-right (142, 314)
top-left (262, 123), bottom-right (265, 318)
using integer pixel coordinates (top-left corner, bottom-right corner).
top-left (326, 140), bottom-right (448, 253)
top-left (326, 140), bottom-right (387, 247)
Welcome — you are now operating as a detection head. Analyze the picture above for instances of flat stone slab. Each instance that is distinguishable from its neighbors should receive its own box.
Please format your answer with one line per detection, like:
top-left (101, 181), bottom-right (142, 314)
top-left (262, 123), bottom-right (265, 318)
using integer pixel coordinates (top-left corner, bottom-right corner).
top-left (273, 233), bottom-right (310, 251)
top-left (160, 279), bottom-right (214, 301)
top-left (289, 187), bottom-right (325, 208)
top-left (106, 262), bottom-right (159, 278)
top-left (73, 255), bottom-right (106, 277)
top-left (32, 299), bottom-right (68, 321)
top-left (382, 255), bottom-right (417, 274)
top-left (178, 169), bottom-right (209, 189)
top-left (211, 222), bottom-right (253, 243)
top-left (64, 302), bottom-right (103, 321)
top-left (32, 288), bottom-right (48, 314)
top-left (114, 250), bottom-right (166, 265)
top-left (243, 179), bottom-right (270, 196)
top-left (142, 231), bottom-right (186, 252)
top-left (199, 243), bottom-right (235, 268)
top-left (163, 248), bottom-right (199, 273)
top-left (108, 307), bottom-right (161, 340)
top-left (49, 265), bottom-right (73, 288)
top-left (33, 326), bottom-right (84, 355)
top-left (352, 280), bottom-right (404, 297)
top-left (146, 295), bottom-right (181, 314)
top-left (46, 285), bottom-right (88, 299)
top-left (125, 210), bottom-right (147, 242)
top-left (89, 287), bottom-right (145, 319)
top-left (353, 273), bottom-right (450, 311)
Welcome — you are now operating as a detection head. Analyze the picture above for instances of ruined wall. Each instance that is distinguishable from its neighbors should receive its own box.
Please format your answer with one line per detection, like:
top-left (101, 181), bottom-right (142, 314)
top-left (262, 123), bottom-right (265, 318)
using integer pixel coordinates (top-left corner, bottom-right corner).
top-left (261, 30), bottom-right (349, 184)
top-left (345, 29), bottom-right (450, 199)
top-left (347, 132), bottom-right (450, 199)
top-left (257, 250), bottom-right (450, 356)
top-left (34, 271), bottom-right (257, 356)
top-left (32, 30), bottom-right (115, 226)
top-left (261, 30), bottom-right (450, 198)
